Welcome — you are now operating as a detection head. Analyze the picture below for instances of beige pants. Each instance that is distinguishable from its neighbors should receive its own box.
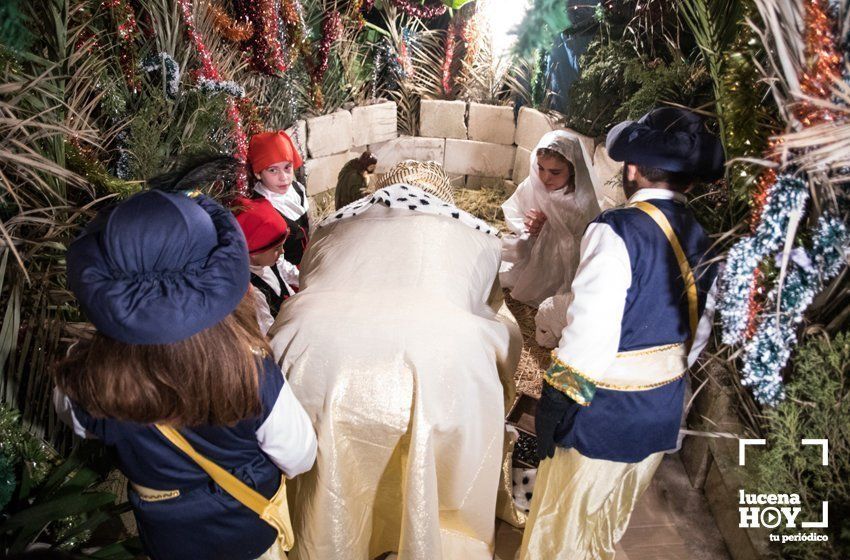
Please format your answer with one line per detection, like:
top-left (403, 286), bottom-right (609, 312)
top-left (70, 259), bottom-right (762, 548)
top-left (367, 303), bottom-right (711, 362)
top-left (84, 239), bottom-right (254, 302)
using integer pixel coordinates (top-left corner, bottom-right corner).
top-left (519, 447), bottom-right (663, 560)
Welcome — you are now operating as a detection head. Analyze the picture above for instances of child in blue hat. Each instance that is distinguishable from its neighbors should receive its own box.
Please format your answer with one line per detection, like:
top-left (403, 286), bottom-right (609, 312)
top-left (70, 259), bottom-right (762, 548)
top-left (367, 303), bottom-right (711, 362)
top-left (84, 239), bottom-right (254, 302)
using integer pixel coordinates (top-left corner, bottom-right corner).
top-left (519, 107), bottom-right (723, 559)
top-left (52, 184), bottom-right (317, 560)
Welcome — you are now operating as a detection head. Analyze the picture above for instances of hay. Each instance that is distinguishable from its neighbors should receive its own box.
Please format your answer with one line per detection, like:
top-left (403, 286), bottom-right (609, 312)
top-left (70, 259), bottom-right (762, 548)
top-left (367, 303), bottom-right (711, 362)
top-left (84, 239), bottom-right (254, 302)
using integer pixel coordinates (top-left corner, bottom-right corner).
top-left (453, 185), bottom-right (512, 233)
top-left (505, 292), bottom-right (550, 398)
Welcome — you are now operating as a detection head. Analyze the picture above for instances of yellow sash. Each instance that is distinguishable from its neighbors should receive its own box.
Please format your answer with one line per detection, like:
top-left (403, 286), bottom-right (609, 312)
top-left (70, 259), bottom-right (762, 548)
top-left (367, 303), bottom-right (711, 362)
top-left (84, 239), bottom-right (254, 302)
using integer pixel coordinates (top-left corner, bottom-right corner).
top-left (631, 201), bottom-right (699, 349)
top-left (155, 424), bottom-right (295, 552)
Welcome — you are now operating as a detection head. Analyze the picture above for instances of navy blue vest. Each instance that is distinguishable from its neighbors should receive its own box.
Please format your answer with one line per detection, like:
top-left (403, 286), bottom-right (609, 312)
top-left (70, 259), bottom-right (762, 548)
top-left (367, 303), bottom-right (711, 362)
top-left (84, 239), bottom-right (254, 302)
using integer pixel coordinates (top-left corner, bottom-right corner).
top-left (555, 198), bottom-right (717, 462)
top-left (73, 358), bottom-right (285, 560)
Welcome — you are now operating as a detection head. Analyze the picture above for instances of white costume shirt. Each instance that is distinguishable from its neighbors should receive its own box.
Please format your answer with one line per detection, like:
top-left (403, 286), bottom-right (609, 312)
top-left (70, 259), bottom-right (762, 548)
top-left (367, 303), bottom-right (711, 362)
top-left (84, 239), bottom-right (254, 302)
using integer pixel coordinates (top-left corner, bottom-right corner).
top-left (254, 182), bottom-right (309, 223)
top-left (552, 189), bottom-right (718, 377)
top-left (500, 131), bottom-right (602, 307)
top-left (250, 259), bottom-right (298, 336)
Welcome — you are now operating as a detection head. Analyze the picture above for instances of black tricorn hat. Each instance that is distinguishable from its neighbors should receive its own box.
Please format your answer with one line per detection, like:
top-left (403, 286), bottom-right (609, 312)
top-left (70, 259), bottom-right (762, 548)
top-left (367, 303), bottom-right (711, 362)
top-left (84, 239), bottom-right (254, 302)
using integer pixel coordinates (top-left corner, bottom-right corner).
top-left (605, 107), bottom-right (725, 181)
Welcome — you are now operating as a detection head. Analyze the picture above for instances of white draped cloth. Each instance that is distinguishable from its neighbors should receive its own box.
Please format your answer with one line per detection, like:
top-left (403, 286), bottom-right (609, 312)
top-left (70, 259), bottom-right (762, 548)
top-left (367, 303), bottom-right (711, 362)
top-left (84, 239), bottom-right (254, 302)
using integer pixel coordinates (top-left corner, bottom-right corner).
top-left (268, 201), bottom-right (521, 560)
top-left (500, 130), bottom-right (602, 307)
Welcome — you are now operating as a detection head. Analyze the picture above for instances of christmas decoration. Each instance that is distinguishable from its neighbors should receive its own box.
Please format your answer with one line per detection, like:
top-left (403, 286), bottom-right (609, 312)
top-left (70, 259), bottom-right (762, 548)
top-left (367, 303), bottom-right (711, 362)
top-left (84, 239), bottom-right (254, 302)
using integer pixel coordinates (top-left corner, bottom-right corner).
top-left (103, 0), bottom-right (141, 91)
top-left (177, 0), bottom-right (248, 167)
top-left (794, 0), bottom-right (843, 127)
top-left (241, 0), bottom-right (288, 75)
top-left (282, 0), bottom-right (309, 69)
top-left (307, 10), bottom-right (343, 109)
top-left (196, 76), bottom-right (246, 98)
top-left (139, 52), bottom-right (181, 98)
top-left (209, 5), bottom-right (253, 42)
top-left (441, 23), bottom-right (457, 96)
top-left (740, 213), bottom-right (850, 404)
top-left (719, 174), bottom-right (809, 347)
top-left (388, 0), bottom-right (447, 20)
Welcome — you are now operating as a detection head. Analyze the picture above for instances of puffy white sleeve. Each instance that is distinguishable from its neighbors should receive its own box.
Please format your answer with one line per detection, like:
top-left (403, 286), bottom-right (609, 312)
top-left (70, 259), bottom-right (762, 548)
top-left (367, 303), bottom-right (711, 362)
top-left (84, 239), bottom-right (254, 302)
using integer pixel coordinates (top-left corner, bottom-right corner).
top-left (53, 387), bottom-right (90, 439)
top-left (276, 255), bottom-right (300, 289)
top-left (251, 286), bottom-right (275, 337)
top-left (501, 180), bottom-right (534, 236)
top-left (688, 277), bottom-right (718, 367)
top-left (545, 223), bottom-right (632, 404)
top-left (256, 383), bottom-right (317, 478)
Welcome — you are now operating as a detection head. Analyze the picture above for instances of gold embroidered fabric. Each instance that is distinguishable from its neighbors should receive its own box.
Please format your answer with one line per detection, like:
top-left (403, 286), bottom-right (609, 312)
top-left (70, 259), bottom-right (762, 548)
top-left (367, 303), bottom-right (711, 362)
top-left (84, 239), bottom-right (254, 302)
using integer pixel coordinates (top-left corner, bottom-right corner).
top-left (519, 447), bottom-right (663, 560)
top-left (269, 205), bottom-right (522, 560)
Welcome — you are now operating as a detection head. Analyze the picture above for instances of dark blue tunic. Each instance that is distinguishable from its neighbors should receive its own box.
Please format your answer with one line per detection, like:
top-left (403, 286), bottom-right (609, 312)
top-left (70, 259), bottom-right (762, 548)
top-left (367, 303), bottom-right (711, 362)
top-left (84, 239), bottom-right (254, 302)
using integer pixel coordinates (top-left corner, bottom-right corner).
top-left (73, 358), bottom-right (285, 560)
top-left (555, 198), bottom-right (717, 462)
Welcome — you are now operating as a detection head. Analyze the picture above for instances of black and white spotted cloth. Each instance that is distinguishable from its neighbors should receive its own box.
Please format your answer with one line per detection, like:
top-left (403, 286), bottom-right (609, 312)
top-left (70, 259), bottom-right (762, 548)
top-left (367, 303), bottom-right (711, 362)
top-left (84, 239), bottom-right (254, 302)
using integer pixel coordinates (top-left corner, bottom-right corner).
top-left (317, 184), bottom-right (500, 237)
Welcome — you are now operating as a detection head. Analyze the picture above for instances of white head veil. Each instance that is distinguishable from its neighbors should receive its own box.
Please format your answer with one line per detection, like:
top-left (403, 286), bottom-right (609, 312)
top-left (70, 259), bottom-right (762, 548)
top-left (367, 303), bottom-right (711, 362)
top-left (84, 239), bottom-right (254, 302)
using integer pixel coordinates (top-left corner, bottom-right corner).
top-left (527, 130), bottom-right (601, 228)
top-left (499, 130), bottom-right (602, 307)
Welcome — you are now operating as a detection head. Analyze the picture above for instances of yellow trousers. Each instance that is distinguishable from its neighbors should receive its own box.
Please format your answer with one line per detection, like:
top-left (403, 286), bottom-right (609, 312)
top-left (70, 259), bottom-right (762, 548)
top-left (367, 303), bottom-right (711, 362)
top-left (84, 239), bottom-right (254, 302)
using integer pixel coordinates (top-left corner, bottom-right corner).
top-left (519, 447), bottom-right (663, 560)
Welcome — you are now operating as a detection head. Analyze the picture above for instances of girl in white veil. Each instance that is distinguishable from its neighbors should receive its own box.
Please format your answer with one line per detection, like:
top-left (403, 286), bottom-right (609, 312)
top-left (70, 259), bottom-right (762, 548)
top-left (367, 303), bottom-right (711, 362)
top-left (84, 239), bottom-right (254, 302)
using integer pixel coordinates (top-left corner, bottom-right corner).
top-left (500, 130), bottom-right (602, 307)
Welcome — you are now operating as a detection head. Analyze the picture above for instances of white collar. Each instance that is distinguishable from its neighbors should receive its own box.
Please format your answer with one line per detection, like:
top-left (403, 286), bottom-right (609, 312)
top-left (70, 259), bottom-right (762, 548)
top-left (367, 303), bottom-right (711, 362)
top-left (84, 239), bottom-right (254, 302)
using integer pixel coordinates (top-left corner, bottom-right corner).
top-left (628, 188), bottom-right (687, 204)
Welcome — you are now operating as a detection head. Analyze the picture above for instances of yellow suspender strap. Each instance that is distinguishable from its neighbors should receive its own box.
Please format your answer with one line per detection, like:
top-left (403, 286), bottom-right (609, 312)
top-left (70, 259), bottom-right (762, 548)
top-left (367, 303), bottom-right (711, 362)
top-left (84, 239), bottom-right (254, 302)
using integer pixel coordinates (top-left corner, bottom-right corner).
top-left (631, 201), bottom-right (699, 350)
top-left (155, 424), bottom-right (269, 517)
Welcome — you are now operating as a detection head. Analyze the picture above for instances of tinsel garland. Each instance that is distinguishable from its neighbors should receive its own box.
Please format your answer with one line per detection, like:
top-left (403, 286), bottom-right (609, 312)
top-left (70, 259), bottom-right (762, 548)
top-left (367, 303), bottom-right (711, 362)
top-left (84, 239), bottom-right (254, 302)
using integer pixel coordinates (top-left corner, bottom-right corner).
top-left (460, 8), bottom-right (482, 68)
top-left (397, 28), bottom-right (414, 79)
top-left (196, 76), bottom-right (246, 98)
top-left (308, 10), bottom-right (343, 109)
top-left (316, 11), bottom-right (342, 78)
top-left (177, 0), bottom-right (248, 167)
top-left (741, 214), bottom-right (850, 404)
top-left (441, 22), bottom-right (458, 95)
top-left (103, 0), bottom-right (140, 91)
top-left (719, 174), bottom-right (810, 346)
top-left (720, 0), bottom-right (848, 407)
top-left (242, 0), bottom-right (288, 75)
top-left (139, 52), bottom-right (181, 98)
top-left (282, 0), bottom-right (309, 69)
top-left (795, 0), bottom-right (843, 127)
top-left (210, 5), bottom-right (253, 42)
top-left (389, 0), bottom-right (447, 19)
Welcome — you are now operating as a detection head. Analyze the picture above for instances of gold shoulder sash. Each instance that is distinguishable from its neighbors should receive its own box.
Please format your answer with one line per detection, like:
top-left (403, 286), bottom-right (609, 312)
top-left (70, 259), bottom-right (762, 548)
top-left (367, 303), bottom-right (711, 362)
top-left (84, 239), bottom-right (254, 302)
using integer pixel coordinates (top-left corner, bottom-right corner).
top-left (155, 424), bottom-right (295, 551)
top-left (631, 201), bottom-right (699, 350)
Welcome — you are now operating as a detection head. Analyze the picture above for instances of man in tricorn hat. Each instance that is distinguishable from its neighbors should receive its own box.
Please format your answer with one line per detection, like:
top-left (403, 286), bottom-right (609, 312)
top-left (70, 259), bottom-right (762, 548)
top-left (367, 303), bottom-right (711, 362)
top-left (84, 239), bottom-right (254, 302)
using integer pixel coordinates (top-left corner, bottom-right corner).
top-left (520, 108), bottom-right (723, 559)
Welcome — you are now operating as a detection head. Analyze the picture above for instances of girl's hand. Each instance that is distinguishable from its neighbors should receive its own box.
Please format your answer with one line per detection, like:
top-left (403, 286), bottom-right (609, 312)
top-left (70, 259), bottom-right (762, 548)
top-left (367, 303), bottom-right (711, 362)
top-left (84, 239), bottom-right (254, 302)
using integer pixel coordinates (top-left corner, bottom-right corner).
top-left (524, 209), bottom-right (548, 236)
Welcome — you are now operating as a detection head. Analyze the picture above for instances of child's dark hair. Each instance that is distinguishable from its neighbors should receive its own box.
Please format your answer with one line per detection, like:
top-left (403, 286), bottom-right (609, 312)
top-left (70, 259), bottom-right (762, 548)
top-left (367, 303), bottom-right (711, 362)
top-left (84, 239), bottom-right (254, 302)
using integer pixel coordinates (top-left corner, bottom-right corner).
top-left (54, 294), bottom-right (271, 427)
top-left (636, 164), bottom-right (694, 191)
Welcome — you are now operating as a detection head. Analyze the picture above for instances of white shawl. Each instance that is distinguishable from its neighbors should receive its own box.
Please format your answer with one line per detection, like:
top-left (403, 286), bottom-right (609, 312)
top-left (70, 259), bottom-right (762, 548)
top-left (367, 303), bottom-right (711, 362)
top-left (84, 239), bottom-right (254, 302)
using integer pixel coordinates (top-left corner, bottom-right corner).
top-left (499, 130), bottom-right (602, 307)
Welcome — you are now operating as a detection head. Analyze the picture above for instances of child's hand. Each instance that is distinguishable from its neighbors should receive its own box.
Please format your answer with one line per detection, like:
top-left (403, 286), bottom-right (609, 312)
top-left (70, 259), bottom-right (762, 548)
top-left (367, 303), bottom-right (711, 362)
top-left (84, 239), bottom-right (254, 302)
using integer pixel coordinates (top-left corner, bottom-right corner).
top-left (524, 209), bottom-right (548, 236)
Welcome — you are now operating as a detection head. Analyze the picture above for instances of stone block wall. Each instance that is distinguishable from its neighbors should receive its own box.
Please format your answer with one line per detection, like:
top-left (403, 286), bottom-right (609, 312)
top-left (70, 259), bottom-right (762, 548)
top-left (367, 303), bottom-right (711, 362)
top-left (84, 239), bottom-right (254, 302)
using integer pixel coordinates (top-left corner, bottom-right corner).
top-left (291, 99), bottom-right (624, 207)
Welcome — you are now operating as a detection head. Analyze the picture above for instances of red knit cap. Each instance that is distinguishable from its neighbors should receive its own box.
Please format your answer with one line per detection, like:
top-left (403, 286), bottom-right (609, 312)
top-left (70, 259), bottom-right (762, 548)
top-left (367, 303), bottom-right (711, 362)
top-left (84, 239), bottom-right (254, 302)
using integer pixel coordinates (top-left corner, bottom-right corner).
top-left (247, 131), bottom-right (304, 173)
top-left (233, 197), bottom-right (289, 254)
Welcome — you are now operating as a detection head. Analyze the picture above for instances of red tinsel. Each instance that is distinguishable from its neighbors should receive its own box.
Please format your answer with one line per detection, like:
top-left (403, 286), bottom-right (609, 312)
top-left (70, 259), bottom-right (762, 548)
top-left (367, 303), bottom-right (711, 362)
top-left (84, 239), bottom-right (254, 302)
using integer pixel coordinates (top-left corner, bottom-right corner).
top-left (316, 11), bottom-right (343, 77)
top-left (177, 0), bottom-right (248, 178)
top-left (748, 168), bottom-right (777, 233)
top-left (744, 268), bottom-right (766, 340)
top-left (103, 0), bottom-right (140, 91)
top-left (794, 0), bottom-right (844, 127)
top-left (244, 0), bottom-right (288, 75)
top-left (389, 0), bottom-right (447, 19)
